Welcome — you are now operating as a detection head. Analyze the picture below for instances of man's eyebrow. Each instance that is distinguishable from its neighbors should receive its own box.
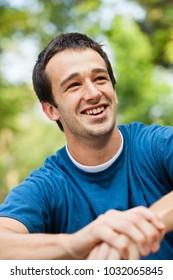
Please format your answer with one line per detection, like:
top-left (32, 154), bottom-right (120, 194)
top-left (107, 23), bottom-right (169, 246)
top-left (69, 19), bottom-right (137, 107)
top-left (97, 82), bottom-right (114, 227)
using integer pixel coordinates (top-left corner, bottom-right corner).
top-left (92, 68), bottom-right (108, 74)
top-left (60, 73), bottom-right (79, 87)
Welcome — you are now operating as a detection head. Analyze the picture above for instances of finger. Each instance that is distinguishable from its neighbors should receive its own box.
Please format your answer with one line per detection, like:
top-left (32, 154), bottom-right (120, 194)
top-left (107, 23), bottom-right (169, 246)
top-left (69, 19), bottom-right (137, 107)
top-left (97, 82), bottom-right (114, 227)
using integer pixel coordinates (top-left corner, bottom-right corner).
top-left (124, 212), bottom-right (163, 254)
top-left (90, 223), bottom-right (120, 248)
top-left (128, 207), bottom-right (165, 230)
top-left (91, 224), bottom-right (142, 258)
top-left (107, 247), bottom-right (121, 260)
top-left (106, 216), bottom-right (148, 251)
top-left (93, 242), bottom-right (110, 259)
top-left (96, 211), bottom-right (149, 255)
top-left (105, 209), bottom-right (163, 255)
top-left (86, 246), bottom-right (99, 260)
top-left (135, 219), bottom-right (162, 253)
top-left (87, 243), bottom-right (109, 260)
top-left (122, 220), bottom-right (160, 256)
top-left (113, 234), bottom-right (140, 260)
top-left (128, 241), bottom-right (140, 260)
top-left (113, 234), bottom-right (129, 259)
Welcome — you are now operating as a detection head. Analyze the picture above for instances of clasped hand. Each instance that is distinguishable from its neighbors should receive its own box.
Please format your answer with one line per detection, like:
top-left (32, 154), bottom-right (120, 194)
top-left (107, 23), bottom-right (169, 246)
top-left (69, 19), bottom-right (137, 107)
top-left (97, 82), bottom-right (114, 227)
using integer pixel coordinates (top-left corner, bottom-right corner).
top-left (67, 206), bottom-right (165, 260)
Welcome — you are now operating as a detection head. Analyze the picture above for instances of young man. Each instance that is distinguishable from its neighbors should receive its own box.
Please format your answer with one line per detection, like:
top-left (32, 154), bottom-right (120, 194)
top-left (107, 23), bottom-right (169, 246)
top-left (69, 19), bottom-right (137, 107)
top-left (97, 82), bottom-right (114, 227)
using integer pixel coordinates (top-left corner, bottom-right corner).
top-left (0, 32), bottom-right (173, 260)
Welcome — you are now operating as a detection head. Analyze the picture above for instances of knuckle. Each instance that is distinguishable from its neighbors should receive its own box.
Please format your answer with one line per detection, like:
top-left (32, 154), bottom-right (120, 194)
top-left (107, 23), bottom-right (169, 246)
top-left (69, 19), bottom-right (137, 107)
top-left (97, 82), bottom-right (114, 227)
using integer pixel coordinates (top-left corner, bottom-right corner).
top-left (147, 231), bottom-right (158, 242)
top-left (138, 206), bottom-right (146, 211)
top-left (116, 235), bottom-right (129, 250)
top-left (105, 209), bottom-right (117, 216)
top-left (119, 244), bottom-right (128, 253)
top-left (120, 221), bottom-right (131, 232)
top-left (136, 235), bottom-right (146, 245)
top-left (137, 206), bottom-right (149, 215)
top-left (97, 213), bottom-right (105, 223)
top-left (132, 213), bottom-right (141, 221)
top-left (119, 241), bottom-right (128, 251)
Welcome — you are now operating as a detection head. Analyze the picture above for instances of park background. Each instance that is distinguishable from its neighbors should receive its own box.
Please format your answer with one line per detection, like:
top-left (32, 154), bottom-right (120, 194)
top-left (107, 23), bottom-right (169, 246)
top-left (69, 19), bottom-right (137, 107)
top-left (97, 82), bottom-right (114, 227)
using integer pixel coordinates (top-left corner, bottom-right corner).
top-left (0, 0), bottom-right (173, 202)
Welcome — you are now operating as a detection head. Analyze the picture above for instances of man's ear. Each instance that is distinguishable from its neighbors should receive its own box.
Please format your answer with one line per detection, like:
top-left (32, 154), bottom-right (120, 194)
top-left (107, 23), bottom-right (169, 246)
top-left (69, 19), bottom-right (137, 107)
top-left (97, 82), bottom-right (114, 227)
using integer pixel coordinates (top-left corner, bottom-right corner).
top-left (41, 102), bottom-right (60, 121)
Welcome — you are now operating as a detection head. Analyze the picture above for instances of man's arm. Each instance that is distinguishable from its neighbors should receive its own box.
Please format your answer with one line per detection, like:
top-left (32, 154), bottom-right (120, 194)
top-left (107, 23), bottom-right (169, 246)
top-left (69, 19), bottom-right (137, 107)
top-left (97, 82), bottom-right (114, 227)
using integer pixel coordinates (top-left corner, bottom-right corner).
top-left (0, 218), bottom-right (75, 259)
top-left (150, 191), bottom-right (173, 233)
top-left (0, 206), bottom-right (164, 260)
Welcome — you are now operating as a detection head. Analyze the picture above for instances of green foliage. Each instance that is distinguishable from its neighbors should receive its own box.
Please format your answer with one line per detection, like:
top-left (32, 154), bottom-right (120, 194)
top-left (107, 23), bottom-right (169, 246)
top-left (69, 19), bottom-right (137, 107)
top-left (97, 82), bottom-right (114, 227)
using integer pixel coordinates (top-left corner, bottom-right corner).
top-left (9, 113), bottom-right (66, 183)
top-left (0, 82), bottom-right (34, 200)
top-left (131, 0), bottom-right (173, 66)
top-left (105, 16), bottom-right (172, 125)
top-left (108, 17), bottom-right (153, 104)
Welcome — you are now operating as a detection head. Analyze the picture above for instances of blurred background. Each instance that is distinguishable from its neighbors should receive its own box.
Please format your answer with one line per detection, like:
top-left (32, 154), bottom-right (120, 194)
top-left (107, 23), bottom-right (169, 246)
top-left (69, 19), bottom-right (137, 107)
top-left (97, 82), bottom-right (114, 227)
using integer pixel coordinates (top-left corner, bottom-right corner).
top-left (0, 0), bottom-right (173, 202)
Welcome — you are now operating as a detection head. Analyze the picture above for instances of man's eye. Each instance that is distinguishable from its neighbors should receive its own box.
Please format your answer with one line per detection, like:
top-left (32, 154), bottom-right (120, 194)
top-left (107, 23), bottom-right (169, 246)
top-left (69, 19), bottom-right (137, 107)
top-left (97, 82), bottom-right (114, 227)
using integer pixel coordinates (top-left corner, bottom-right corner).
top-left (67, 82), bottom-right (80, 90)
top-left (95, 76), bottom-right (107, 81)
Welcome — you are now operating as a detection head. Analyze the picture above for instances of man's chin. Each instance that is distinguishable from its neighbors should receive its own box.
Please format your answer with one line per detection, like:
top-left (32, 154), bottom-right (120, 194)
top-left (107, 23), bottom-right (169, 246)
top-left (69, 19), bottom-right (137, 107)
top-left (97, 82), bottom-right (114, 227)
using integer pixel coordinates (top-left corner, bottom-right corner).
top-left (86, 123), bottom-right (115, 138)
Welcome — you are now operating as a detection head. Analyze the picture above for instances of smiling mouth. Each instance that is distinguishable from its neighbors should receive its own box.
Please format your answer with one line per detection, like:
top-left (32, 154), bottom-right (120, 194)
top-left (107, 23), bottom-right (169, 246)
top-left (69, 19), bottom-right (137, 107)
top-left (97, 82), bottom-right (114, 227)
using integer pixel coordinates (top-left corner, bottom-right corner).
top-left (82, 105), bottom-right (106, 116)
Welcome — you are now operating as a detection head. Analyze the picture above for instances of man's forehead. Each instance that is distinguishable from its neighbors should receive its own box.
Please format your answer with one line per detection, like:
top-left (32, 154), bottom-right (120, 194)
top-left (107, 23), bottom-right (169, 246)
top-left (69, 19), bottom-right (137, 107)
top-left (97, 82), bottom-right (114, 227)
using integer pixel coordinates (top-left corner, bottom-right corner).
top-left (48, 47), bottom-right (105, 64)
top-left (46, 48), bottom-right (107, 76)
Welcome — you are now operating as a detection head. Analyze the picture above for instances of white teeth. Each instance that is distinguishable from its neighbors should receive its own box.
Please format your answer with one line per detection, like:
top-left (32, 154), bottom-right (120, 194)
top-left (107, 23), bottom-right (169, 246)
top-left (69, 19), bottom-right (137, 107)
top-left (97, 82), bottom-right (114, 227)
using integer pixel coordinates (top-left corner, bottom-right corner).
top-left (85, 106), bottom-right (104, 115)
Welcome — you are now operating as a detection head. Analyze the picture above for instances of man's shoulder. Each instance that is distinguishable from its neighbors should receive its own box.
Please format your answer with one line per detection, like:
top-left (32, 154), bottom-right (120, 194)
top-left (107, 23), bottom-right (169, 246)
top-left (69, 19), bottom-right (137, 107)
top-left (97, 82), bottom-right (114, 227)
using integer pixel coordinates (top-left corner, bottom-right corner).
top-left (27, 146), bottom-right (67, 184)
top-left (118, 121), bottom-right (160, 130)
top-left (118, 122), bottom-right (173, 152)
top-left (118, 121), bottom-right (172, 136)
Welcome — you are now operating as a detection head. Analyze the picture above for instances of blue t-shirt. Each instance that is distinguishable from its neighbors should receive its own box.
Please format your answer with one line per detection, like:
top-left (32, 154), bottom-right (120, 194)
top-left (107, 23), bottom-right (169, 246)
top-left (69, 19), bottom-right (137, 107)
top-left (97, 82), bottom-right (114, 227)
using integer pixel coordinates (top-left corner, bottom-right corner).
top-left (0, 122), bottom-right (173, 259)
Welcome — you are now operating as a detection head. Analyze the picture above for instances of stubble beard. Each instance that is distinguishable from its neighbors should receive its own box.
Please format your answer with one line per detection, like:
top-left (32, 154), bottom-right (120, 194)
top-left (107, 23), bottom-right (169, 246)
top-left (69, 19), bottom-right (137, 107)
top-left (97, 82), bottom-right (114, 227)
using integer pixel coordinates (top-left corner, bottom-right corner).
top-left (78, 116), bottom-right (117, 149)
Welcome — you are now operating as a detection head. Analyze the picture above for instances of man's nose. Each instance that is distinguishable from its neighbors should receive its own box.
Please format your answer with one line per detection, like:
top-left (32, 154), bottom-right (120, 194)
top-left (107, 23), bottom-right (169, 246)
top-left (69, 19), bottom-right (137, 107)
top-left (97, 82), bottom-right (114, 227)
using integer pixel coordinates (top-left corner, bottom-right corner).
top-left (83, 81), bottom-right (102, 103)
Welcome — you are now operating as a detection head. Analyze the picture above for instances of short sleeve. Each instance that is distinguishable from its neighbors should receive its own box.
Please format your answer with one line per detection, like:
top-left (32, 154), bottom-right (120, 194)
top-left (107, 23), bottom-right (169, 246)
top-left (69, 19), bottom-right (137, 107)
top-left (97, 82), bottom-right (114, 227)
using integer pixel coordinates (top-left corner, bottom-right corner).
top-left (0, 172), bottom-right (56, 233)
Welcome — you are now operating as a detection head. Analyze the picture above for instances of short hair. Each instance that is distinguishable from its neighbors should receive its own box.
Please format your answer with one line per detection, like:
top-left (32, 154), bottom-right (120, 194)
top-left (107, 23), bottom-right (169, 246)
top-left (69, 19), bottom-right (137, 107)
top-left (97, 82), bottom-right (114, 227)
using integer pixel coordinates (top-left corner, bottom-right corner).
top-left (32, 32), bottom-right (116, 131)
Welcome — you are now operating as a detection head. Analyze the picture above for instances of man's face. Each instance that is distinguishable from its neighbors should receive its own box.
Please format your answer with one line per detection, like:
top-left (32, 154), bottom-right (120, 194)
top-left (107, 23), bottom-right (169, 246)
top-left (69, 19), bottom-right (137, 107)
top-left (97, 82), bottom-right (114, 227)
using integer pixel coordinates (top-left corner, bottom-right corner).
top-left (45, 48), bottom-right (118, 143)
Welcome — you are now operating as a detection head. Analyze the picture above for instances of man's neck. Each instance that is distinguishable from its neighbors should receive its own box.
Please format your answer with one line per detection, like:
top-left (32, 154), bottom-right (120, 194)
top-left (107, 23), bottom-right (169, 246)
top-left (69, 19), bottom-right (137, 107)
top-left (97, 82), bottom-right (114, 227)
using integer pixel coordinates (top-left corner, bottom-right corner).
top-left (66, 126), bottom-right (121, 166)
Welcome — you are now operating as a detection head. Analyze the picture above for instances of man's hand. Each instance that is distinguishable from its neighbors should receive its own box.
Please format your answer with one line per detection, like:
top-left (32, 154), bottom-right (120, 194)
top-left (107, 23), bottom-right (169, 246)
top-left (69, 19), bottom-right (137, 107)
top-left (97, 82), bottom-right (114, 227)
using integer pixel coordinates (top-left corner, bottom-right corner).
top-left (66, 206), bottom-right (165, 260)
top-left (87, 238), bottom-right (140, 260)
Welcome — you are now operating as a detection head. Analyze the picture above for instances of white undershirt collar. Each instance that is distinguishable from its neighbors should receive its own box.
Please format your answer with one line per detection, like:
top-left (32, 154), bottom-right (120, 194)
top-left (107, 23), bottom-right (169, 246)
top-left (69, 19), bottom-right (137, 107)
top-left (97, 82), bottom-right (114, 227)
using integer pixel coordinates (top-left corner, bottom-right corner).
top-left (66, 130), bottom-right (124, 173)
